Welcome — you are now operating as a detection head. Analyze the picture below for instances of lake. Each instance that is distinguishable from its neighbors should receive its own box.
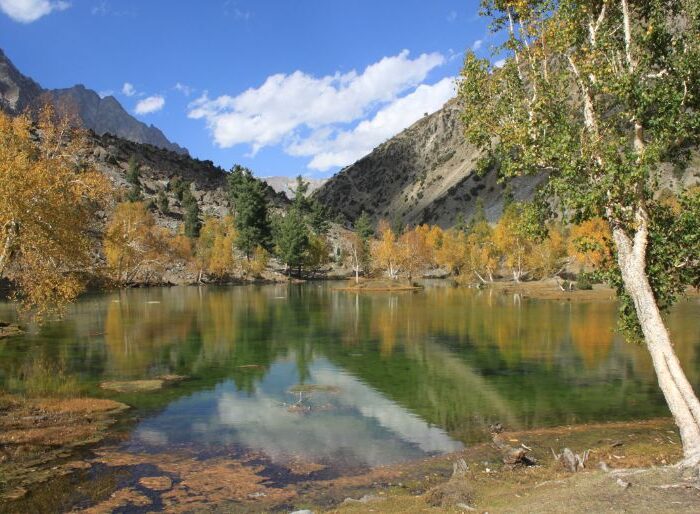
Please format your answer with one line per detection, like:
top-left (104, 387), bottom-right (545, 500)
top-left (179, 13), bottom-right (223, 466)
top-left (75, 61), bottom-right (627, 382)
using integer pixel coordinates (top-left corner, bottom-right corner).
top-left (1, 282), bottom-right (699, 474)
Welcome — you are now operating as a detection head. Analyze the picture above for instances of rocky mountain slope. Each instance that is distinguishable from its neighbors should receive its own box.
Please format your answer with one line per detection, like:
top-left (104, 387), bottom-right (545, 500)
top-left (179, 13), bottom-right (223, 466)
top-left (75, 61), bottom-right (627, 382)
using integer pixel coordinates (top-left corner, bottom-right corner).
top-left (84, 132), bottom-right (287, 232)
top-left (314, 98), bottom-right (700, 228)
top-left (263, 176), bottom-right (327, 198)
top-left (0, 48), bottom-right (187, 154)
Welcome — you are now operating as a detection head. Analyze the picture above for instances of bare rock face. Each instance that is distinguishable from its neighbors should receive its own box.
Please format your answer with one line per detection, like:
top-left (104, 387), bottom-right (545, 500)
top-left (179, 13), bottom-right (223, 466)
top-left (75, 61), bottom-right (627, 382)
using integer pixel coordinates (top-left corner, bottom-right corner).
top-left (314, 98), bottom-right (700, 227)
top-left (0, 48), bottom-right (187, 155)
top-left (314, 98), bottom-right (546, 227)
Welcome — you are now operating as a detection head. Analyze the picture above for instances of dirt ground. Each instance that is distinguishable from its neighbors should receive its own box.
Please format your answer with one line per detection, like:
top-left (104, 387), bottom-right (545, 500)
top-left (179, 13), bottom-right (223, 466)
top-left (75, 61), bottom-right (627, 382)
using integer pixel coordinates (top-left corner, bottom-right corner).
top-left (330, 419), bottom-right (700, 514)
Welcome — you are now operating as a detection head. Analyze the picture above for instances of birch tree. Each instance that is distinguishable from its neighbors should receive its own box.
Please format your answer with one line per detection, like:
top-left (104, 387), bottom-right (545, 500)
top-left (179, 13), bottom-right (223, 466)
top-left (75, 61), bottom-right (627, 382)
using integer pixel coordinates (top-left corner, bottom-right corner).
top-left (461, 0), bottom-right (700, 465)
top-left (0, 107), bottom-right (110, 317)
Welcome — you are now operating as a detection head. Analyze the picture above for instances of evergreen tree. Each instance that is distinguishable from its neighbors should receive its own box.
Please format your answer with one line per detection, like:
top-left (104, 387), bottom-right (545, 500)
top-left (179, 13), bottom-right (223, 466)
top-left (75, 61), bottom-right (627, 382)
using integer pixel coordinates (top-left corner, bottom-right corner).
top-left (290, 175), bottom-right (311, 212)
top-left (126, 155), bottom-right (140, 185)
top-left (182, 188), bottom-right (201, 238)
top-left (309, 201), bottom-right (330, 236)
top-left (170, 176), bottom-right (187, 202)
top-left (228, 165), bottom-right (272, 258)
top-left (454, 212), bottom-right (467, 233)
top-left (126, 183), bottom-right (143, 203)
top-left (502, 183), bottom-right (514, 209)
top-left (274, 207), bottom-right (309, 276)
top-left (354, 211), bottom-right (374, 239)
top-left (157, 189), bottom-right (169, 214)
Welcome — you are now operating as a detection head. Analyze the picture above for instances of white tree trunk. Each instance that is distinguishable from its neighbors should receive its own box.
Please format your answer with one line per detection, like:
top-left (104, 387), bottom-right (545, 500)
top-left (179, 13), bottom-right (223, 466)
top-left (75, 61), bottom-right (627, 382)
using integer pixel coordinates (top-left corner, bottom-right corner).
top-left (0, 220), bottom-right (18, 277)
top-left (612, 220), bottom-right (700, 467)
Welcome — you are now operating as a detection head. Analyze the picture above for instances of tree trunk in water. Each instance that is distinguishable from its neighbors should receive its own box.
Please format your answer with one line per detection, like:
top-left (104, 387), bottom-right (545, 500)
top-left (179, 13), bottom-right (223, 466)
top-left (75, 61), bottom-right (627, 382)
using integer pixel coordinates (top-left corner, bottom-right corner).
top-left (612, 221), bottom-right (700, 467)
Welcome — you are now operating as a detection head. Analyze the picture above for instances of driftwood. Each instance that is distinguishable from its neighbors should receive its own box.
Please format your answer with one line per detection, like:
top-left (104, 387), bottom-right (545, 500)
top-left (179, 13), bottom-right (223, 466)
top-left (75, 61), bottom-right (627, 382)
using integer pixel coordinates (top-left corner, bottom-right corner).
top-left (490, 426), bottom-right (536, 467)
top-left (452, 458), bottom-right (469, 478)
top-left (552, 447), bottom-right (590, 472)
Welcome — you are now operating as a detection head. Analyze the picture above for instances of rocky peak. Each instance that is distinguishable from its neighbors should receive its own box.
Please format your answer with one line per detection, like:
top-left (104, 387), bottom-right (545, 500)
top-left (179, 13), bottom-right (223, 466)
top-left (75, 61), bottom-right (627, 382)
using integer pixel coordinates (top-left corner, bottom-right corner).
top-left (0, 48), bottom-right (187, 155)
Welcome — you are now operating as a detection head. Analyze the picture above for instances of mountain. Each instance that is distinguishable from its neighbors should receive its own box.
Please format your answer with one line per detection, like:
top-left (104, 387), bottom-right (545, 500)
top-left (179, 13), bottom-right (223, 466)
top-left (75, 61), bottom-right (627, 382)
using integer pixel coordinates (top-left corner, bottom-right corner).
top-left (85, 132), bottom-right (287, 232)
top-left (314, 98), bottom-right (700, 228)
top-left (0, 48), bottom-right (187, 155)
top-left (263, 176), bottom-right (327, 199)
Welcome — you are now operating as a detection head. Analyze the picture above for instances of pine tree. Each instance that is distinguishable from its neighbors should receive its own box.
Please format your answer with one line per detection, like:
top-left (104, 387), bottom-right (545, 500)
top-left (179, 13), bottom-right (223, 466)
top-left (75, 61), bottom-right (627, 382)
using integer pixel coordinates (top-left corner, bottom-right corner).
top-left (454, 212), bottom-right (467, 233)
top-left (274, 207), bottom-right (309, 276)
top-left (502, 183), bottom-right (514, 209)
top-left (354, 211), bottom-right (374, 240)
top-left (228, 165), bottom-right (272, 258)
top-left (309, 201), bottom-right (330, 236)
top-left (157, 189), bottom-right (169, 214)
top-left (290, 175), bottom-right (311, 212)
top-left (126, 183), bottom-right (143, 203)
top-left (182, 188), bottom-right (201, 238)
top-left (126, 155), bottom-right (140, 185)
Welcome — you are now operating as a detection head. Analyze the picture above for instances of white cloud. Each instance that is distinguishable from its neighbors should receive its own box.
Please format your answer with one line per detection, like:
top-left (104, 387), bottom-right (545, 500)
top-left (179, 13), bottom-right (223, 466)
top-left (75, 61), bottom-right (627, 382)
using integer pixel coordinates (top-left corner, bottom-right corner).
top-left (0, 0), bottom-right (69, 23)
top-left (288, 77), bottom-right (456, 171)
top-left (98, 90), bottom-right (114, 98)
top-left (174, 82), bottom-right (194, 96)
top-left (494, 58), bottom-right (506, 68)
top-left (134, 95), bottom-right (165, 115)
top-left (472, 39), bottom-right (483, 51)
top-left (121, 82), bottom-right (136, 97)
top-left (189, 50), bottom-right (449, 167)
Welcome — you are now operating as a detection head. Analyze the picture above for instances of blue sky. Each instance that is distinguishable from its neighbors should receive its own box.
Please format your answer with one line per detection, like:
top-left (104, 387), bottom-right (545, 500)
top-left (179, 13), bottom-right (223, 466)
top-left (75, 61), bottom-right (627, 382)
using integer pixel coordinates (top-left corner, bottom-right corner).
top-left (0, 0), bottom-right (495, 178)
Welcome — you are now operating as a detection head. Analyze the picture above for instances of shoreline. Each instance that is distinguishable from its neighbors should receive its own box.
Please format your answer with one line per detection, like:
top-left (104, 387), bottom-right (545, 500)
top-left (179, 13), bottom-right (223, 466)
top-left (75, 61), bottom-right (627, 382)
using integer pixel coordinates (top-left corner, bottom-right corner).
top-left (0, 391), bottom-right (692, 512)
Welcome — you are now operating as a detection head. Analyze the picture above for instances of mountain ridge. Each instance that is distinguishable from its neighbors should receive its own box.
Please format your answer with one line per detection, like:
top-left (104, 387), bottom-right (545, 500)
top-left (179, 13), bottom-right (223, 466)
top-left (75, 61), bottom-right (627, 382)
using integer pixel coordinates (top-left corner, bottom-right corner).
top-left (0, 48), bottom-right (187, 155)
top-left (314, 98), bottom-right (700, 227)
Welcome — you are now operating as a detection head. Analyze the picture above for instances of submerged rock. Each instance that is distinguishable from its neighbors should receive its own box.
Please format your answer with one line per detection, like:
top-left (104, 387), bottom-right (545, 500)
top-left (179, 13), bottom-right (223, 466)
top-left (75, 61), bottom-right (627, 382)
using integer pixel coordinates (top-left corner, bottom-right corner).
top-left (138, 476), bottom-right (173, 491)
top-left (287, 384), bottom-right (340, 394)
top-left (100, 379), bottom-right (164, 393)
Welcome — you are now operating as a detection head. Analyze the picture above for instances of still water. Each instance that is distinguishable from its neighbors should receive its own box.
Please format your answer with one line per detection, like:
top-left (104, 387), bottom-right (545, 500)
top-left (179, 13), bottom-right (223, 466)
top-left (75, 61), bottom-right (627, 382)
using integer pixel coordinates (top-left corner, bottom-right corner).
top-left (1, 282), bottom-right (699, 469)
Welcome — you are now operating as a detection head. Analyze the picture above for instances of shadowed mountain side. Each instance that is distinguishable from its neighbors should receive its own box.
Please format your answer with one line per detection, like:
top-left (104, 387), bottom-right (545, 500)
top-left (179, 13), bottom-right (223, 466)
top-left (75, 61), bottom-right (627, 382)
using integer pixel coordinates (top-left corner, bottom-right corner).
top-left (314, 98), bottom-right (700, 227)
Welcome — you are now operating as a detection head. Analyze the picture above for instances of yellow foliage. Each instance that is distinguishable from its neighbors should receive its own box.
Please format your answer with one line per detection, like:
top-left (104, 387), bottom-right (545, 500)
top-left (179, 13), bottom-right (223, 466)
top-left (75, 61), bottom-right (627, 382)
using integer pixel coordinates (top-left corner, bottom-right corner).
top-left (196, 216), bottom-right (237, 278)
top-left (305, 234), bottom-right (332, 271)
top-left (372, 220), bottom-right (402, 279)
top-left (104, 202), bottom-right (191, 283)
top-left (241, 246), bottom-right (269, 278)
top-left (0, 107), bottom-right (111, 317)
top-left (568, 218), bottom-right (612, 270)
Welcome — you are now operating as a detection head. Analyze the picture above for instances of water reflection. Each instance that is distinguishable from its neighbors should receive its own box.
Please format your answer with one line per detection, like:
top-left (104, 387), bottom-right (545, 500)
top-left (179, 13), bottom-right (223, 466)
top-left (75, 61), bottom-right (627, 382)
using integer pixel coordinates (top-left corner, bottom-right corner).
top-left (0, 283), bottom-right (698, 466)
top-left (130, 357), bottom-right (462, 468)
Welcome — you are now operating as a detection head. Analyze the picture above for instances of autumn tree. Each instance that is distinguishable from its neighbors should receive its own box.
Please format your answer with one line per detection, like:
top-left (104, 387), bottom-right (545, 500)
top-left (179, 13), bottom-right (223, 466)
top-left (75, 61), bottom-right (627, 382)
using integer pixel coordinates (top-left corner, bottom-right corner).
top-left (104, 202), bottom-right (191, 284)
top-left (372, 220), bottom-right (402, 280)
top-left (435, 229), bottom-right (469, 276)
top-left (196, 216), bottom-right (237, 279)
top-left (465, 220), bottom-right (500, 283)
top-left (461, 0), bottom-right (700, 464)
top-left (0, 107), bottom-right (111, 317)
top-left (399, 225), bottom-right (437, 281)
top-left (568, 218), bottom-right (613, 271)
top-left (493, 202), bottom-right (541, 282)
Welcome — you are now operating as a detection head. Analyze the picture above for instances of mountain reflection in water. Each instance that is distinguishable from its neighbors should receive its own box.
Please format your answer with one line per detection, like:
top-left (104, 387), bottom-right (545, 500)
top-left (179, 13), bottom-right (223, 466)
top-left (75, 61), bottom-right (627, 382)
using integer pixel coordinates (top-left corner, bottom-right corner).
top-left (0, 282), bottom-right (698, 466)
